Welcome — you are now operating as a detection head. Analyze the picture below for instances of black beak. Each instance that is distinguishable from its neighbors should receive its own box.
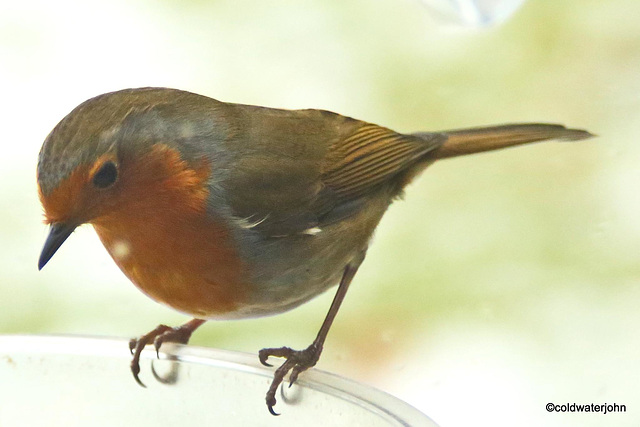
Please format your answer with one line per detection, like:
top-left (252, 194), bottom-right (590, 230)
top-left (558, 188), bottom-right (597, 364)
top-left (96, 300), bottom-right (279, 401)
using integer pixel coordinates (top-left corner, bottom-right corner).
top-left (38, 222), bottom-right (77, 270)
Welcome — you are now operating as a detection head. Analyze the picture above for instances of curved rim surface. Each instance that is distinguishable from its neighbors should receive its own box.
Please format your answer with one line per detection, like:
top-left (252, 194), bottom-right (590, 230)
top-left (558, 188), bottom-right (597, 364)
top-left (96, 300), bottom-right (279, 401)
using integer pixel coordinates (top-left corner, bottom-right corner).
top-left (0, 334), bottom-right (437, 426)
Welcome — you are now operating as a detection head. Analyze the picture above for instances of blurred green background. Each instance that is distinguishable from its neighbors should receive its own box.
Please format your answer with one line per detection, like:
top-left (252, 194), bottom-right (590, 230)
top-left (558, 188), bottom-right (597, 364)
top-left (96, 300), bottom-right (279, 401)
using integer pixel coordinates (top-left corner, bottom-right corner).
top-left (1, 0), bottom-right (639, 426)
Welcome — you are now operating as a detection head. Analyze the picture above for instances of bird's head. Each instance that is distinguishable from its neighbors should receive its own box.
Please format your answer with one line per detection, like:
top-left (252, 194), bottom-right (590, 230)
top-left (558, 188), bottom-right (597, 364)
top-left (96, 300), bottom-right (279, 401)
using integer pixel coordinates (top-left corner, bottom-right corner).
top-left (37, 88), bottom-right (217, 270)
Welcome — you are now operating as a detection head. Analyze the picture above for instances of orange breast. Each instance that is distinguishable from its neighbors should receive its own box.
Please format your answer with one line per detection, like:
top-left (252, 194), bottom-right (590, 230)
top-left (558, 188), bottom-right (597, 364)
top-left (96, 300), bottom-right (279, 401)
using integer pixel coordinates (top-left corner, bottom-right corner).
top-left (91, 145), bottom-right (247, 318)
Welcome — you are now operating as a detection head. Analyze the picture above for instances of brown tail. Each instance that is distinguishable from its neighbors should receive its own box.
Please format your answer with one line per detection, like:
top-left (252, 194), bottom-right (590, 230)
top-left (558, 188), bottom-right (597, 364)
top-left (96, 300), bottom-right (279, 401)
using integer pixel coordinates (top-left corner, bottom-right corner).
top-left (417, 123), bottom-right (594, 160)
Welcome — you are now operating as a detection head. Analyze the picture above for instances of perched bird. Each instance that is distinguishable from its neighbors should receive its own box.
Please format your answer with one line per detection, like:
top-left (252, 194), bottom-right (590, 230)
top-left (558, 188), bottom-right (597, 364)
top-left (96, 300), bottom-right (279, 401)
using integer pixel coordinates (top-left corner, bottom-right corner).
top-left (37, 87), bottom-right (592, 414)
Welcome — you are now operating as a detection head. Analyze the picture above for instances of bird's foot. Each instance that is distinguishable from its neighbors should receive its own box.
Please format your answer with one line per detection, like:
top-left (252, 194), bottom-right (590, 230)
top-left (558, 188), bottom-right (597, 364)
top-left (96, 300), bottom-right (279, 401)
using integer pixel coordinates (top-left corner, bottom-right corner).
top-left (129, 319), bottom-right (204, 387)
top-left (259, 343), bottom-right (322, 416)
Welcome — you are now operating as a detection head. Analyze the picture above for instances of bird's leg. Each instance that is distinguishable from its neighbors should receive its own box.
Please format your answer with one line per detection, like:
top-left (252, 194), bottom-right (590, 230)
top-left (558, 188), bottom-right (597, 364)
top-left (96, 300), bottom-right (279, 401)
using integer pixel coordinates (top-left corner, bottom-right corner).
top-left (259, 251), bottom-right (366, 416)
top-left (129, 318), bottom-right (206, 387)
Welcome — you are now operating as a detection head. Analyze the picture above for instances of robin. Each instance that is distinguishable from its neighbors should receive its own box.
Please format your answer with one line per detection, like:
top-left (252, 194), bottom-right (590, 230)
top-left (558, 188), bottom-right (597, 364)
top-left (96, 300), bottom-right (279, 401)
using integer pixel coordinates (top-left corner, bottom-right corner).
top-left (37, 87), bottom-right (592, 414)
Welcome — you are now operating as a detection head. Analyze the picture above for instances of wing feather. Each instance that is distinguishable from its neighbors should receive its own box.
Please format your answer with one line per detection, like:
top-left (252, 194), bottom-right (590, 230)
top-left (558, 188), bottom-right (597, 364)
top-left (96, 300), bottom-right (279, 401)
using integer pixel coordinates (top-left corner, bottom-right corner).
top-left (321, 123), bottom-right (444, 201)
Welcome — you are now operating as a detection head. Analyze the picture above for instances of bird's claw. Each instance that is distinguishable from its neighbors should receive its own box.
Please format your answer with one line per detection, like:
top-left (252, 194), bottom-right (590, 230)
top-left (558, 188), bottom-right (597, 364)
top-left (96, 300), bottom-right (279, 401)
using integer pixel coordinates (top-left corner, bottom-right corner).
top-left (130, 356), bottom-right (147, 388)
top-left (128, 319), bottom-right (205, 388)
top-left (268, 400), bottom-right (280, 416)
top-left (153, 336), bottom-right (163, 359)
top-left (258, 348), bottom-right (274, 367)
top-left (259, 343), bottom-right (322, 416)
top-left (129, 324), bottom-right (172, 387)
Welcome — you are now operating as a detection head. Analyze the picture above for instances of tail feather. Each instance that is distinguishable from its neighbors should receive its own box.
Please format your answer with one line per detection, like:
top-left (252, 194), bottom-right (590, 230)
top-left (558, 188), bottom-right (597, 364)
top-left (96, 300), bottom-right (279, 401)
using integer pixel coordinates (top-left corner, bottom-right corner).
top-left (415, 123), bottom-right (594, 160)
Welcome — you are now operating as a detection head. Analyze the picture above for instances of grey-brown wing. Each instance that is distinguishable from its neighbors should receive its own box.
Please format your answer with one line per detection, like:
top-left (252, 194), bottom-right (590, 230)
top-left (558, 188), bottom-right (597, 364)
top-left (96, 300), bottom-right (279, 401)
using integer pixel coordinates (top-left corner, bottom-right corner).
top-left (218, 106), bottom-right (443, 237)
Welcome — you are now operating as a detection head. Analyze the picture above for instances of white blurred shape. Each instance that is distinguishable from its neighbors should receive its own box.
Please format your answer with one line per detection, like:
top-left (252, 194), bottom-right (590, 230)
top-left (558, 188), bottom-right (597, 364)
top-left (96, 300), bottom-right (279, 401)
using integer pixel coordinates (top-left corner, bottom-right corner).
top-left (419, 0), bottom-right (526, 26)
top-left (111, 241), bottom-right (131, 261)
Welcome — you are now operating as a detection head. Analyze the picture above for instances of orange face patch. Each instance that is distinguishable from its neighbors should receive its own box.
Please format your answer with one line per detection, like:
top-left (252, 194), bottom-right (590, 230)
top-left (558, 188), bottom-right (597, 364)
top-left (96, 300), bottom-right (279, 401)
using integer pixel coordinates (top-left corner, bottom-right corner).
top-left (89, 144), bottom-right (246, 317)
top-left (39, 145), bottom-right (209, 224)
top-left (39, 163), bottom-right (91, 225)
top-left (41, 143), bottom-right (247, 317)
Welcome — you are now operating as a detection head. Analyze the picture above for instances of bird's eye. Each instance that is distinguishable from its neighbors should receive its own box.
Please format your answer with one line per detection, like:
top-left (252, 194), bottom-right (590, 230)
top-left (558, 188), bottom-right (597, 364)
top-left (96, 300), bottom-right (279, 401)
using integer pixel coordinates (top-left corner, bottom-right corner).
top-left (92, 161), bottom-right (118, 189)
